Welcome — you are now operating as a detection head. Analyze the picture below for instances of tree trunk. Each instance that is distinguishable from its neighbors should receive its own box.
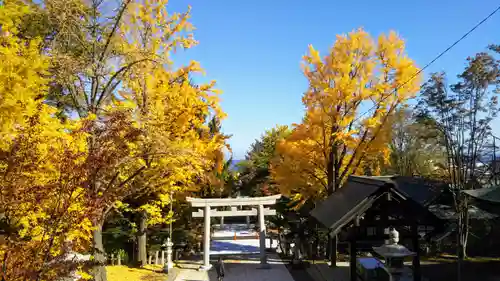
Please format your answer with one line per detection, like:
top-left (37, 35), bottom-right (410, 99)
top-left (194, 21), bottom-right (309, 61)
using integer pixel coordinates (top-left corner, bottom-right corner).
top-left (457, 228), bottom-right (462, 281)
top-left (326, 153), bottom-right (339, 267)
top-left (326, 154), bottom-right (335, 195)
top-left (456, 207), bottom-right (470, 281)
top-left (138, 211), bottom-right (148, 266)
top-left (92, 222), bottom-right (108, 281)
top-left (462, 204), bottom-right (470, 258)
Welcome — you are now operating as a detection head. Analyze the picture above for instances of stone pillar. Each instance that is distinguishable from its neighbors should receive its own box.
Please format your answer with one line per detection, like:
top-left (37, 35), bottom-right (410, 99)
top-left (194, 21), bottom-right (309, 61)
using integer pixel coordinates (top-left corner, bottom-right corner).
top-left (202, 205), bottom-right (211, 269)
top-left (258, 204), bottom-right (268, 267)
top-left (221, 216), bottom-right (224, 228)
top-left (246, 215), bottom-right (250, 228)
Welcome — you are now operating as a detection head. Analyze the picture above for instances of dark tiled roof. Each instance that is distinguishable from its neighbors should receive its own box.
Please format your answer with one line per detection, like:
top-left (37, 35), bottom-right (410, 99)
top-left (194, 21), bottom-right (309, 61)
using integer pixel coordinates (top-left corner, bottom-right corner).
top-left (463, 187), bottom-right (500, 215)
top-left (428, 204), bottom-right (498, 220)
top-left (463, 187), bottom-right (500, 204)
top-left (389, 176), bottom-right (448, 207)
top-left (310, 176), bottom-right (445, 235)
top-left (310, 176), bottom-right (387, 234)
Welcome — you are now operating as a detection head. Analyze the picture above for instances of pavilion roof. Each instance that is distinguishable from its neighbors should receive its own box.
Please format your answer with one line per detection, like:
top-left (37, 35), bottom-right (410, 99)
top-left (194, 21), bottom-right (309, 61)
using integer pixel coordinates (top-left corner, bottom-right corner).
top-left (463, 186), bottom-right (500, 204)
top-left (310, 176), bottom-right (444, 235)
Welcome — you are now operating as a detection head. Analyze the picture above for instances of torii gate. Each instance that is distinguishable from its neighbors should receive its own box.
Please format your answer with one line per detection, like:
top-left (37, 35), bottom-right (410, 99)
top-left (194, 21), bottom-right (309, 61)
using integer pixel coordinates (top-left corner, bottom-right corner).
top-left (187, 195), bottom-right (281, 269)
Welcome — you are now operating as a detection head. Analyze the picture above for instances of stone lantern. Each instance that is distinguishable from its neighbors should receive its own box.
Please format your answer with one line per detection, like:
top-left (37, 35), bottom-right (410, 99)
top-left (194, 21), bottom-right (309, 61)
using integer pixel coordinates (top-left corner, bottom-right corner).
top-left (373, 227), bottom-right (415, 279)
top-left (163, 238), bottom-right (174, 273)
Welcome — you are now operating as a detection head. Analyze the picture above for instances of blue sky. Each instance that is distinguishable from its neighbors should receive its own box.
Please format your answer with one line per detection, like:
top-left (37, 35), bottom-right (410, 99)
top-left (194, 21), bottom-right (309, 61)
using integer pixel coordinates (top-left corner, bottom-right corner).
top-left (168, 0), bottom-right (500, 159)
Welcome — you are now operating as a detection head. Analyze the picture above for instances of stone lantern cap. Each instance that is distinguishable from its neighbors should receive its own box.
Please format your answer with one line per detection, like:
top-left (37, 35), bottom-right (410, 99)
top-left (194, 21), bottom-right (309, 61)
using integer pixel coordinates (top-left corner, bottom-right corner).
top-left (373, 244), bottom-right (415, 258)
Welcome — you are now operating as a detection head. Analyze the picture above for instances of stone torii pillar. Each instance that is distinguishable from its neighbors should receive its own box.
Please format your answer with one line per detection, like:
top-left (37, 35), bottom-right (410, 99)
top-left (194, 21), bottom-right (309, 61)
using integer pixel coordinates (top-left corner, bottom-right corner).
top-left (187, 195), bottom-right (281, 270)
top-left (258, 204), bottom-right (268, 267)
top-left (203, 204), bottom-right (210, 269)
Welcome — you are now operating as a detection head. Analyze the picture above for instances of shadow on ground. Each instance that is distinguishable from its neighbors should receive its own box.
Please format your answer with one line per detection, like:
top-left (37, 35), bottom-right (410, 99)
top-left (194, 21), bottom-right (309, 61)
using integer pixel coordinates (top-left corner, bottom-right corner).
top-left (171, 259), bottom-right (298, 281)
top-left (210, 240), bottom-right (260, 253)
top-left (205, 262), bottom-right (295, 281)
top-left (421, 259), bottom-right (500, 281)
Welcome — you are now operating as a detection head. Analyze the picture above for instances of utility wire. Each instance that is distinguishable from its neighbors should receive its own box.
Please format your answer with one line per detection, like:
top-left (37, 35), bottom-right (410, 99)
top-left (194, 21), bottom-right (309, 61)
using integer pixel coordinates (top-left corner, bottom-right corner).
top-left (353, 4), bottom-right (500, 122)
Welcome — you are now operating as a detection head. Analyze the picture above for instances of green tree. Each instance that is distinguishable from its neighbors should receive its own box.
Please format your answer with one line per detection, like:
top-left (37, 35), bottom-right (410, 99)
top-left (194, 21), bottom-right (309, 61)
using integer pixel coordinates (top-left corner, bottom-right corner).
top-left (418, 46), bottom-right (499, 281)
top-left (238, 125), bottom-right (291, 197)
top-left (383, 108), bottom-right (446, 177)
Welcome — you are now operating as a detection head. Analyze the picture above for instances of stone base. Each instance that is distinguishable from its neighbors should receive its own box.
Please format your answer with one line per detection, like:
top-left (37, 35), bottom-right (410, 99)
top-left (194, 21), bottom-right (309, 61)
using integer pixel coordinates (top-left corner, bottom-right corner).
top-left (258, 263), bottom-right (271, 269)
top-left (199, 264), bottom-right (212, 271)
top-left (166, 261), bottom-right (174, 269)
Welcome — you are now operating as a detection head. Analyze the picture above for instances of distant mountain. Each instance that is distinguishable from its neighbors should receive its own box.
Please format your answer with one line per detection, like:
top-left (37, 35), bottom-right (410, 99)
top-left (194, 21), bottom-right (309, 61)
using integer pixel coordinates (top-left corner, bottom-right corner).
top-left (229, 159), bottom-right (243, 171)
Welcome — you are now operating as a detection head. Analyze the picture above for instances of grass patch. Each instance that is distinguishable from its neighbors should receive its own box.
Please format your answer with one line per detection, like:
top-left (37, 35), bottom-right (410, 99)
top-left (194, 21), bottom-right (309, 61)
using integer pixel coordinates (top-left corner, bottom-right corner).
top-left (420, 255), bottom-right (500, 281)
top-left (106, 265), bottom-right (166, 281)
top-left (422, 254), bottom-right (500, 263)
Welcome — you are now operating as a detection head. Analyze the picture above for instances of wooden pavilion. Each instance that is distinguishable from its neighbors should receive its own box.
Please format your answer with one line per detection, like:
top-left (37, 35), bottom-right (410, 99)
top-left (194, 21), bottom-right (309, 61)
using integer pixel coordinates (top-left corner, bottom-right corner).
top-left (310, 176), bottom-right (446, 281)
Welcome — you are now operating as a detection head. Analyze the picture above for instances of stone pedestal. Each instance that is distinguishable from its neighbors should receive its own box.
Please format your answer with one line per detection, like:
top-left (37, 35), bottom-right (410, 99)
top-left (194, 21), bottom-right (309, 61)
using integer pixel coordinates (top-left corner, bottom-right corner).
top-left (166, 238), bottom-right (174, 270)
top-left (163, 238), bottom-right (174, 273)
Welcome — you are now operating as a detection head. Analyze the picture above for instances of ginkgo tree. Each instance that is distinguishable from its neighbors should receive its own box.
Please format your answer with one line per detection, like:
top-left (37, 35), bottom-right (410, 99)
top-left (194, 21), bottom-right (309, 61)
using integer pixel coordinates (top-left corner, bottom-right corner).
top-left (0, 5), bottom-right (96, 280)
top-left (74, 1), bottom-right (224, 278)
top-left (270, 29), bottom-right (421, 266)
top-left (271, 28), bottom-right (421, 200)
top-left (2, 0), bottom-right (226, 280)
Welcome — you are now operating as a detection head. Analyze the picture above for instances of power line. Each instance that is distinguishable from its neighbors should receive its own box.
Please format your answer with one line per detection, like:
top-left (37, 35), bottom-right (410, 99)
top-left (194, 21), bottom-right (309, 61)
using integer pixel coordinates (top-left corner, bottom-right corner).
top-left (353, 4), bottom-right (500, 122)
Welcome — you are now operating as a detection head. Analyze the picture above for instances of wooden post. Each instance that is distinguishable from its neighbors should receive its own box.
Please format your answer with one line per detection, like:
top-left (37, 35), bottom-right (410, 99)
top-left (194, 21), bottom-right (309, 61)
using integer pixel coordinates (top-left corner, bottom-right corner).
top-left (148, 254), bottom-right (152, 265)
top-left (155, 251), bottom-right (159, 265)
top-left (349, 240), bottom-right (357, 281)
top-left (330, 234), bottom-right (337, 267)
top-left (161, 250), bottom-right (165, 265)
top-left (412, 222), bottom-right (422, 281)
top-left (350, 216), bottom-right (360, 281)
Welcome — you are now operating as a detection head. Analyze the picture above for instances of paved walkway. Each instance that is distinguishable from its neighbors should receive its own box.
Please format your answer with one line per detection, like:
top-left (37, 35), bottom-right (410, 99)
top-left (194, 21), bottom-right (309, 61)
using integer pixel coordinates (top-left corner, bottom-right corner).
top-left (170, 254), bottom-right (294, 281)
top-left (169, 224), bottom-right (292, 281)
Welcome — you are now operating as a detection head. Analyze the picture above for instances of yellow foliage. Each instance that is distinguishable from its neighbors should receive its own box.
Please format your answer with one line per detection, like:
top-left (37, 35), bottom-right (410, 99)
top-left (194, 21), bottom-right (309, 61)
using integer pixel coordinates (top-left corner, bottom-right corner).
top-left (271, 28), bottom-right (421, 201)
top-left (108, 0), bottom-right (227, 226)
top-left (106, 265), bottom-right (165, 281)
top-left (0, 0), bottom-right (225, 279)
top-left (0, 5), bottom-right (98, 279)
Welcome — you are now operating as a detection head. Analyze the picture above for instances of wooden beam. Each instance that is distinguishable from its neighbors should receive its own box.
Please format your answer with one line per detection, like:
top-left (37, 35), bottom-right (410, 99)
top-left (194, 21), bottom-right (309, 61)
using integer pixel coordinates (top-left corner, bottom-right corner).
top-left (186, 195), bottom-right (281, 207)
top-left (192, 208), bottom-right (276, 218)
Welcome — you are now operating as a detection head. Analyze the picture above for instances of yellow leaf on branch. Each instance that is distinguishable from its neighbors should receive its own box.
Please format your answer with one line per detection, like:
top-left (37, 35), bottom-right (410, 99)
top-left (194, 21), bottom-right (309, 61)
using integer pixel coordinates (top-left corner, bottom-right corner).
top-left (271, 28), bottom-right (421, 202)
